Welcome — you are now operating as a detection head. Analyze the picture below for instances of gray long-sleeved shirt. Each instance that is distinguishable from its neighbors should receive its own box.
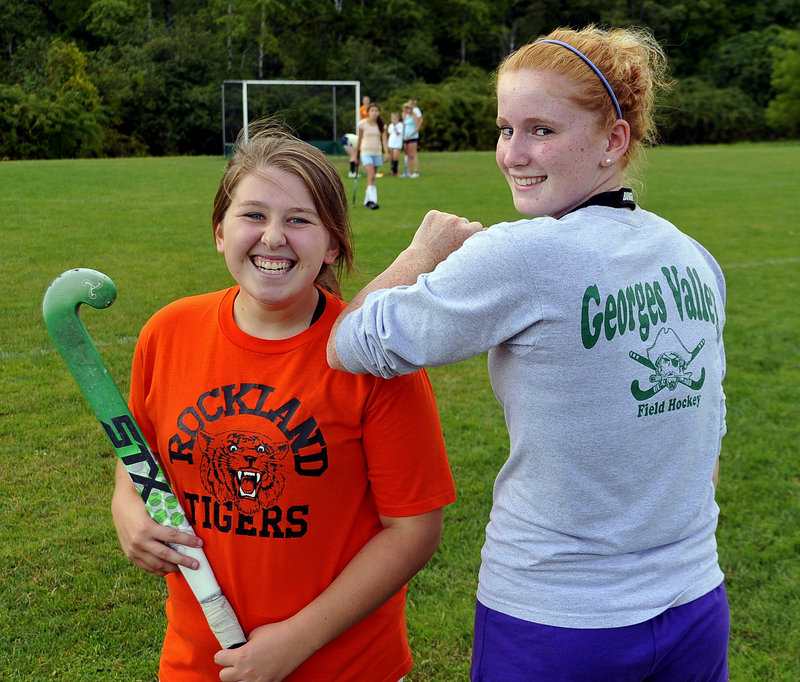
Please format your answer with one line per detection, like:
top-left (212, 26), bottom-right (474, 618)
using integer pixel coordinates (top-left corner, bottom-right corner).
top-left (336, 205), bottom-right (726, 628)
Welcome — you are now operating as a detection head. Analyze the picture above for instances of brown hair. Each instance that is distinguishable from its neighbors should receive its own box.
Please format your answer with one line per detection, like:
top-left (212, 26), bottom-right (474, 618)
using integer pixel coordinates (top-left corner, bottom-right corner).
top-left (368, 102), bottom-right (386, 134)
top-left (212, 121), bottom-right (354, 297)
top-left (496, 25), bottom-right (672, 173)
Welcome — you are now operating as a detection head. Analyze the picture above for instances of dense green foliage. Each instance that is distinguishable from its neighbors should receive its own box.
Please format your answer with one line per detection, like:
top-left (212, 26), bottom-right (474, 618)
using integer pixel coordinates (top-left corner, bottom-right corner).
top-left (1, 0), bottom-right (799, 158)
top-left (766, 28), bottom-right (800, 136)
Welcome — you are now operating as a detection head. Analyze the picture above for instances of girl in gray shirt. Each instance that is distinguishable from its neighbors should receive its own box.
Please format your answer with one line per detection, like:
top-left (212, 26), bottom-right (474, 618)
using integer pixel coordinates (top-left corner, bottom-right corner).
top-left (329, 25), bottom-right (729, 682)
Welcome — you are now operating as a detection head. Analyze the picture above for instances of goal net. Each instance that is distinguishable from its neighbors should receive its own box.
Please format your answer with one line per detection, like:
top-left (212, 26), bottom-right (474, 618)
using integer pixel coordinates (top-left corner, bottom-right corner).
top-left (221, 80), bottom-right (361, 156)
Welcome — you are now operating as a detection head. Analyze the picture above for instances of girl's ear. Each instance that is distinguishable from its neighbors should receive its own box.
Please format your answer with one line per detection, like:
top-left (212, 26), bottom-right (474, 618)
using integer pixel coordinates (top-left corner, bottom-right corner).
top-left (323, 236), bottom-right (340, 265)
top-left (604, 118), bottom-right (630, 163)
top-left (214, 222), bottom-right (225, 253)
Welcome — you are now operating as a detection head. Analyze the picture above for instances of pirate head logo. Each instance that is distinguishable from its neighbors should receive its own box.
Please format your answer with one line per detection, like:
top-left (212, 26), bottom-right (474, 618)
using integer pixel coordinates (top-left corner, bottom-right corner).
top-left (198, 429), bottom-right (290, 514)
top-left (629, 327), bottom-right (705, 401)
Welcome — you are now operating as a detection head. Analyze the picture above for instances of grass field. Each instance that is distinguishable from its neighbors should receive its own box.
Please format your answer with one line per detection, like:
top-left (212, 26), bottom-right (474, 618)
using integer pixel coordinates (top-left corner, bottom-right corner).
top-left (1, 144), bottom-right (798, 680)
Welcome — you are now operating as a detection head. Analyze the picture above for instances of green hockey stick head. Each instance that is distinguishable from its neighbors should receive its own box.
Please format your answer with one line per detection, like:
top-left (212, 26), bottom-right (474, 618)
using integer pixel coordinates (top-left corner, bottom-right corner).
top-left (42, 268), bottom-right (189, 532)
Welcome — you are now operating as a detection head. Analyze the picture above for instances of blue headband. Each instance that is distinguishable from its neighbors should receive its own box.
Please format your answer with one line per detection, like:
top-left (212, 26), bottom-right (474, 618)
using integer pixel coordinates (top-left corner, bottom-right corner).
top-left (537, 39), bottom-right (623, 120)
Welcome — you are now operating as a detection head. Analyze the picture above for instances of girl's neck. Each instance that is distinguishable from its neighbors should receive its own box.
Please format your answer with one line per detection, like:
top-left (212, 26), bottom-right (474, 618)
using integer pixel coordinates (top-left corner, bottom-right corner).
top-left (232, 287), bottom-right (321, 340)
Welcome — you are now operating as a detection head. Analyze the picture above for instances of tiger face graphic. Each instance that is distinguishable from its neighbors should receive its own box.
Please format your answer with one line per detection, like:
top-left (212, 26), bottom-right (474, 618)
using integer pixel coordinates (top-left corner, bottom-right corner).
top-left (198, 430), bottom-right (290, 514)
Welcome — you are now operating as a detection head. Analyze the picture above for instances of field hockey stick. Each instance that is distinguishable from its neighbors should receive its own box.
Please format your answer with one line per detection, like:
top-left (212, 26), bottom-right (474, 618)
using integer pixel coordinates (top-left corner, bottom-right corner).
top-left (42, 268), bottom-right (247, 650)
top-left (352, 160), bottom-right (360, 206)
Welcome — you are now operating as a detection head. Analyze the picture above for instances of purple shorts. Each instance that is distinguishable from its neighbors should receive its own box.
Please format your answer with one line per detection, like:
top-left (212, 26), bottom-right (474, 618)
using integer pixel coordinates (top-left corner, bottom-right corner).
top-left (471, 583), bottom-right (729, 681)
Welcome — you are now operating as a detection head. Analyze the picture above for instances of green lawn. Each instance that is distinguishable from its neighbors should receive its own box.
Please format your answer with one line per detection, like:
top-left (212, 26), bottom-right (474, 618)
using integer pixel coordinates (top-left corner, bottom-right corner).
top-left (1, 144), bottom-right (798, 680)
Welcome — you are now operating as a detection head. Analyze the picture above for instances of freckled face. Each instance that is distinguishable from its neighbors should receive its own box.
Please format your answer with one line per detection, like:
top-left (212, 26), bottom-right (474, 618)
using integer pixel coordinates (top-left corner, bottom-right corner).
top-left (496, 69), bottom-right (615, 218)
top-left (214, 168), bottom-right (338, 322)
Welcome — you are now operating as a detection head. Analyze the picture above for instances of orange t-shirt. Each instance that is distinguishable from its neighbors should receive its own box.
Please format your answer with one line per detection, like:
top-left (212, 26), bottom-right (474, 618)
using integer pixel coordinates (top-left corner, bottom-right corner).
top-left (129, 286), bottom-right (455, 682)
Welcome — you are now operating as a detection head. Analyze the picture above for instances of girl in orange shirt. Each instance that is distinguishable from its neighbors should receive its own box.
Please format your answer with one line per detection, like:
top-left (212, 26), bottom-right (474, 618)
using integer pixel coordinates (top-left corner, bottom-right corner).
top-left (111, 122), bottom-right (455, 682)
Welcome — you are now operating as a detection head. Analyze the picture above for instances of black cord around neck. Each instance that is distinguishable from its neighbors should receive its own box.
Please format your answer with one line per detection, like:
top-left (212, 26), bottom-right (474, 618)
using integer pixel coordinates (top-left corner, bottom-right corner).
top-left (309, 287), bottom-right (326, 325)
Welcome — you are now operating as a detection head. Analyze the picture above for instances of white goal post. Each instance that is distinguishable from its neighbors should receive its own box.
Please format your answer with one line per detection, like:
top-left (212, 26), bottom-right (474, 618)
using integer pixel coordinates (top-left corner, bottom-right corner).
top-left (221, 79), bottom-right (361, 155)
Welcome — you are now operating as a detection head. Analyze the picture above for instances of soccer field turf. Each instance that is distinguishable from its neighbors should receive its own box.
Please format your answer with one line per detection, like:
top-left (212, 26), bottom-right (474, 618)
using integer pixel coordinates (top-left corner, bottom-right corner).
top-left (1, 143), bottom-right (798, 680)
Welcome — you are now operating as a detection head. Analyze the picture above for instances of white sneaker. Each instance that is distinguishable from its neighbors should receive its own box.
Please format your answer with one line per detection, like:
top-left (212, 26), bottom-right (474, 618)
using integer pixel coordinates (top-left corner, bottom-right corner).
top-left (348, 171), bottom-right (357, 178)
top-left (410, 172), bottom-right (419, 178)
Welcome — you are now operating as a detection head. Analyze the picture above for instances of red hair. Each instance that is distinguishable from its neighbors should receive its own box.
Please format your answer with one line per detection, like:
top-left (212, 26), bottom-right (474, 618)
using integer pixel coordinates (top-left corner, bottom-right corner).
top-left (496, 26), bottom-right (672, 170)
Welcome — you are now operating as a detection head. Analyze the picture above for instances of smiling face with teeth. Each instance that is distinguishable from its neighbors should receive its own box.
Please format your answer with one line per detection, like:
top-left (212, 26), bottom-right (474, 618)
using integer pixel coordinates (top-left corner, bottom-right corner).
top-left (495, 68), bottom-right (626, 219)
top-left (214, 167), bottom-right (340, 338)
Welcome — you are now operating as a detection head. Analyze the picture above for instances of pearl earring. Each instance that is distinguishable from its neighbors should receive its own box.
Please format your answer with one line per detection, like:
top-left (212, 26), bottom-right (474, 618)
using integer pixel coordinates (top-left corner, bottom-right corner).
top-left (605, 158), bottom-right (613, 165)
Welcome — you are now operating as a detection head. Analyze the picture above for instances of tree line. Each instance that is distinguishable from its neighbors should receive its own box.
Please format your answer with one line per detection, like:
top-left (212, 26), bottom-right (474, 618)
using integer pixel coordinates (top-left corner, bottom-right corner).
top-left (1, 0), bottom-right (799, 159)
